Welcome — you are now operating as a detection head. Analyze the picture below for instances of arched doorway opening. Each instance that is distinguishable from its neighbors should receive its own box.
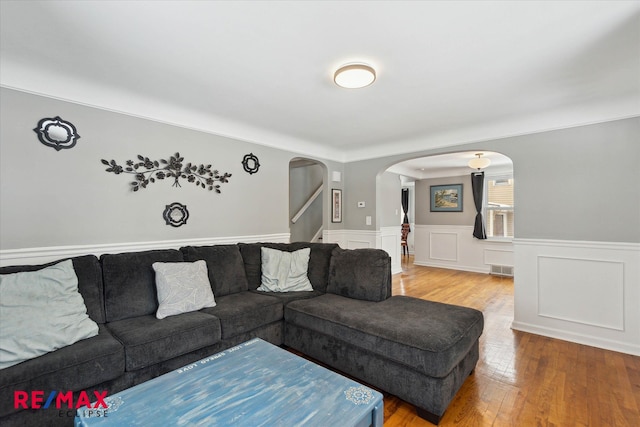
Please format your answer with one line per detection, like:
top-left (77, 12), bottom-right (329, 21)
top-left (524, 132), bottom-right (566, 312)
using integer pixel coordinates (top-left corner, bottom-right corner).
top-left (381, 151), bottom-right (514, 274)
top-left (289, 158), bottom-right (326, 243)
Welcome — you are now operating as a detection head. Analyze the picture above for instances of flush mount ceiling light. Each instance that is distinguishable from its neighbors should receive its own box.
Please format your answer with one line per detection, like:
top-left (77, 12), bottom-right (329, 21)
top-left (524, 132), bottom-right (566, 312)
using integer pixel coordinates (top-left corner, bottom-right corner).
top-left (468, 153), bottom-right (491, 170)
top-left (334, 63), bottom-right (376, 89)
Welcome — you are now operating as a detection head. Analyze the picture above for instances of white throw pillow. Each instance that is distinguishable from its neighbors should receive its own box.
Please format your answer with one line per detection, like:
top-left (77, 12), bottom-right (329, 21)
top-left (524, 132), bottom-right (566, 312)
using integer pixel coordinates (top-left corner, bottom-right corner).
top-left (153, 260), bottom-right (216, 319)
top-left (257, 247), bottom-right (313, 292)
top-left (0, 260), bottom-right (99, 370)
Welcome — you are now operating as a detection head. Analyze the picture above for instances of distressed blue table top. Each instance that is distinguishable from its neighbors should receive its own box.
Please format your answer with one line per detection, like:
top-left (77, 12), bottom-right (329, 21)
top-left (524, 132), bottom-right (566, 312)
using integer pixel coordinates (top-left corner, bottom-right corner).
top-left (75, 338), bottom-right (383, 426)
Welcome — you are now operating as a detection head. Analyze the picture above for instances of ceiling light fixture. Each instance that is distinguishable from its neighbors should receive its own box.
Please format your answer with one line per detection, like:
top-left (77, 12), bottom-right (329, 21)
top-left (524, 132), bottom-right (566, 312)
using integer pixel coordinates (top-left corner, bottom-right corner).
top-left (334, 63), bottom-right (376, 89)
top-left (468, 153), bottom-right (491, 170)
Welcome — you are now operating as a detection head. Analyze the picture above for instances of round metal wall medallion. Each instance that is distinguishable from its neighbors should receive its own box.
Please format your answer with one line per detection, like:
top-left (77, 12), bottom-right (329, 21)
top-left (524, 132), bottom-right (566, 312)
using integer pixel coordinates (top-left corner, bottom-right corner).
top-left (163, 202), bottom-right (189, 227)
top-left (242, 153), bottom-right (260, 175)
top-left (34, 116), bottom-right (80, 151)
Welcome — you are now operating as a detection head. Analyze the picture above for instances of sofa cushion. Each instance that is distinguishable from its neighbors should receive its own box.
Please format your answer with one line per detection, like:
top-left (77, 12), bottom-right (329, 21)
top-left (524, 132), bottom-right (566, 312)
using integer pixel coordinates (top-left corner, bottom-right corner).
top-left (200, 291), bottom-right (282, 339)
top-left (0, 325), bottom-right (124, 418)
top-left (106, 311), bottom-right (221, 372)
top-left (285, 294), bottom-right (484, 378)
top-left (102, 249), bottom-right (184, 322)
top-left (251, 289), bottom-right (322, 306)
top-left (152, 260), bottom-right (217, 319)
top-left (0, 255), bottom-right (106, 323)
top-left (238, 242), bottom-right (338, 292)
top-left (326, 248), bottom-right (391, 302)
top-left (0, 260), bottom-right (99, 369)
top-left (180, 244), bottom-right (249, 296)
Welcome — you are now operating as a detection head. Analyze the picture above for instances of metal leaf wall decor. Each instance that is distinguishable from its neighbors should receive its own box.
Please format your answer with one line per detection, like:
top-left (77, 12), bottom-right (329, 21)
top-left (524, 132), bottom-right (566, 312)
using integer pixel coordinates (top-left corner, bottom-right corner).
top-left (101, 152), bottom-right (232, 193)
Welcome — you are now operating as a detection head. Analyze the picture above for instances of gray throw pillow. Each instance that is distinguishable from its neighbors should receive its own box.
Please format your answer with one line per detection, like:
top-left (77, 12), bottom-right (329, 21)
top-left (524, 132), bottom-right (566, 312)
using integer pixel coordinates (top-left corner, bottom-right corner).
top-left (257, 247), bottom-right (313, 292)
top-left (0, 260), bottom-right (99, 370)
top-left (152, 260), bottom-right (216, 319)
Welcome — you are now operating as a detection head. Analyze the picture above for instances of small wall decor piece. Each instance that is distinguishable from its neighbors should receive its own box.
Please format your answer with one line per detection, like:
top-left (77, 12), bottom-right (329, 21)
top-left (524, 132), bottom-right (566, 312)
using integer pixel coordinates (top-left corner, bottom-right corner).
top-left (163, 202), bottom-right (189, 227)
top-left (430, 184), bottom-right (463, 212)
top-left (101, 152), bottom-right (232, 193)
top-left (33, 116), bottom-right (81, 151)
top-left (241, 153), bottom-right (260, 174)
top-left (331, 189), bottom-right (342, 223)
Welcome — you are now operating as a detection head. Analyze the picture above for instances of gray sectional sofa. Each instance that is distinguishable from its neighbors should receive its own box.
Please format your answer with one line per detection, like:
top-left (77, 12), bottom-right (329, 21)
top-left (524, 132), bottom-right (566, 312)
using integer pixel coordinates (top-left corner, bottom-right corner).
top-left (0, 242), bottom-right (483, 426)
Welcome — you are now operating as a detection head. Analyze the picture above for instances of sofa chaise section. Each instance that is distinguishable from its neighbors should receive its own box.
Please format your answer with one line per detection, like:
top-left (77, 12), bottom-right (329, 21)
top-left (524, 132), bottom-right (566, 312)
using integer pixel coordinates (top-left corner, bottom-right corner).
top-left (284, 247), bottom-right (484, 424)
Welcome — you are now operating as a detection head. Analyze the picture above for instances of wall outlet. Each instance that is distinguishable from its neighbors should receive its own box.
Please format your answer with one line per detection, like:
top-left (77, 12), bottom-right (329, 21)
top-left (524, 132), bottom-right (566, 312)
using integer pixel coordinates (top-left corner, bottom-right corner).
top-left (365, 216), bottom-right (372, 225)
top-left (357, 201), bottom-right (366, 208)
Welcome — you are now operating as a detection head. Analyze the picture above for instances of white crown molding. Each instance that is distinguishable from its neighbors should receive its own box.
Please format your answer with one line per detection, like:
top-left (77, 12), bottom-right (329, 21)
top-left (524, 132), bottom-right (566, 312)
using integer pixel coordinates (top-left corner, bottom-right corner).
top-left (0, 84), bottom-right (346, 163)
top-left (3, 84), bottom-right (638, 165)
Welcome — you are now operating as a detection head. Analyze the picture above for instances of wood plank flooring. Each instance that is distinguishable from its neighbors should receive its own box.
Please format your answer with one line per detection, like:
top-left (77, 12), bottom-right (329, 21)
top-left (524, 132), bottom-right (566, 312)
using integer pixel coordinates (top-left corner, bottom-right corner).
top-left (383, 256), bottom-right (640, 426)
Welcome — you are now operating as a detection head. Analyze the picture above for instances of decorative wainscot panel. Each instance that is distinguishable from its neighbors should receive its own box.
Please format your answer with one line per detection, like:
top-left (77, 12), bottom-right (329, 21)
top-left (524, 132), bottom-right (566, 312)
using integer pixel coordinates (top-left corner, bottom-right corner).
top-left (413, 225), bottom-right (513, 274)
top-left (513, 239), bottom-right (640, 356)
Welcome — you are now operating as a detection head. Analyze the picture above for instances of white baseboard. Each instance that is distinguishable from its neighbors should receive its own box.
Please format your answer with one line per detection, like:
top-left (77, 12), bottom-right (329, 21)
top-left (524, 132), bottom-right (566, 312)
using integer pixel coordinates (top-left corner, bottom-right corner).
top-left (0, 233), bottom-right (290, 267)
top-left (413, 260), bottom-right (489, 274)
top-left (511, 320), bottom-right (640, 356)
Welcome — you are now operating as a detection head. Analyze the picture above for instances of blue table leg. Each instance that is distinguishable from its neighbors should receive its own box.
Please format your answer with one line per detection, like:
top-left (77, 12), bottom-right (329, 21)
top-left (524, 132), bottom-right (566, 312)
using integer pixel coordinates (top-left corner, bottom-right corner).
top-left (372, 399), bottom-right (384, 427)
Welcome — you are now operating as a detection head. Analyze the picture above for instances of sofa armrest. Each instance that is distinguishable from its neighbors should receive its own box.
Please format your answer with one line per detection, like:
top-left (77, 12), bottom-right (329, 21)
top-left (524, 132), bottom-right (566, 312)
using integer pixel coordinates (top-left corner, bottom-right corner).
top-left (326, 248), bottom-right (391, 302)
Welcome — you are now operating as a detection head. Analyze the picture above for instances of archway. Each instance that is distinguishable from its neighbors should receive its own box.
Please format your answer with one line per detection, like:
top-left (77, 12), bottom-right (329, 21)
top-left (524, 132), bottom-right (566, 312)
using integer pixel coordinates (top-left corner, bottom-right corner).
top-left (381, 151), bottom-right (514, 275)
top-left (289, 158), bottom-right (326, 243)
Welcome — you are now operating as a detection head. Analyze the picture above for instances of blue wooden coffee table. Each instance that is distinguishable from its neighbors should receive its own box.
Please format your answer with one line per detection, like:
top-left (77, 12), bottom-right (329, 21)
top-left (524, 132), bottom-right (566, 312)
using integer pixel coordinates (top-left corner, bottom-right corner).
top-left (75, 338), bottom-right (383, 426)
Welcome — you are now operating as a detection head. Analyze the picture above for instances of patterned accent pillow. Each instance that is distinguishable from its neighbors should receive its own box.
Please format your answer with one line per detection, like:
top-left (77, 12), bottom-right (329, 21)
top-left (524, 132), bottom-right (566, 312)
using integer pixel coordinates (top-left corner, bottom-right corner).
top-left (152, 260), bottom-right (216, 319)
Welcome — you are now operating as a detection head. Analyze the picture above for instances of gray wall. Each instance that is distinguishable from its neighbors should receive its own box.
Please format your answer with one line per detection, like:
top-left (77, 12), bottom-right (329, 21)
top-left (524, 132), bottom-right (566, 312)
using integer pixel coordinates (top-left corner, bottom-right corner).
top-left (2, 88), bottom-right (638, 249)
top-left (379, 172), bottom-right (402, 227)
top-left (0, 88), bottom-right (341, 250)
top-left (343, 162), bottom-right (378, 229)
top-left (415, 175), bottom-right (476, 226)
top-left (344, 117), bottom-right (640, 243)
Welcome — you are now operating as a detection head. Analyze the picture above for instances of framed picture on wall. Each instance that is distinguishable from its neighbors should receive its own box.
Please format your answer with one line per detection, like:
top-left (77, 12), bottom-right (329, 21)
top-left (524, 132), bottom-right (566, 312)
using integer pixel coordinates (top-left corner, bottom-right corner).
top-left (331, 189), bottom-right (342, 223)
top-left (430, 184), bottom-right (463, 212)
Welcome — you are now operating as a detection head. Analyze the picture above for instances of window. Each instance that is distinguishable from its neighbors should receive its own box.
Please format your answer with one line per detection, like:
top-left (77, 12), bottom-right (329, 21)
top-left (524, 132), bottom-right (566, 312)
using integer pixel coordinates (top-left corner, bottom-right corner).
top-left (485, 176), bottom-right (514, 238)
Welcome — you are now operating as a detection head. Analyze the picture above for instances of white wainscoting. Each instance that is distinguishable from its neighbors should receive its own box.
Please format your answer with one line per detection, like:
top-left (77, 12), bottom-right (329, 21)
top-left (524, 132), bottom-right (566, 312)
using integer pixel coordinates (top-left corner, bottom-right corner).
top-left (323, 229), bottom-right (379, 249)
top-left (512, 238), bottom-right (640, 356)
top-left (323, 229), bottom-right (402, 275)
top-left (0, 233), bottom-right (291, 267)
top-left (413, 224), bottom-right (513, 273)
top-left (380, 226), bottom-right (402, 275)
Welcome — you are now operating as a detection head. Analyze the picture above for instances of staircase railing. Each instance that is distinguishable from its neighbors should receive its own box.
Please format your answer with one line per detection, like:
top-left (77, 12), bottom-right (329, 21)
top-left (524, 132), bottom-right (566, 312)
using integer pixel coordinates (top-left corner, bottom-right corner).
top-left (291, 185), bottom-right (322, 224)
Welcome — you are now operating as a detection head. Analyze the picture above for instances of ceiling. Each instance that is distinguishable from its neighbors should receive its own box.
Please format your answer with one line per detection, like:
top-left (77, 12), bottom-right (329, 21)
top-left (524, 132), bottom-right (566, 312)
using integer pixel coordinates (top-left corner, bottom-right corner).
top-left (1, 1), bottom-right (638, 163)
top-left (388, 151), bottom-right (513, 180)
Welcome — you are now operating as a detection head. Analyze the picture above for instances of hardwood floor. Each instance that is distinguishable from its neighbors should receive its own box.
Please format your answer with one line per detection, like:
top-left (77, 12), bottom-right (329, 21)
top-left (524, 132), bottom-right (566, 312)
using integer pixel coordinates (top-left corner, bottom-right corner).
top-left (383, 256), bottom-right (640, 426)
